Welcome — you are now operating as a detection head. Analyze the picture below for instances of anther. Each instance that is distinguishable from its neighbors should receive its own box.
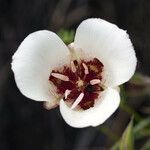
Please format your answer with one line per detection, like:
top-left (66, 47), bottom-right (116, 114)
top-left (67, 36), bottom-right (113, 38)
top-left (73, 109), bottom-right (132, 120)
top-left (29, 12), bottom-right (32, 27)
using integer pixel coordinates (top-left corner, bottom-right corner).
top-left (90, 79), bottom-right (101, 85)
top-left (51, 73), bottom-right (69, 81)
top-left (82, 63), bottom-right (89, 75)
top-left (71, 93), bottom-right (84, 109)
top-left (71, 61), bottom-right (76, 73)
top-left (65, 89), bottom-right (71, 99)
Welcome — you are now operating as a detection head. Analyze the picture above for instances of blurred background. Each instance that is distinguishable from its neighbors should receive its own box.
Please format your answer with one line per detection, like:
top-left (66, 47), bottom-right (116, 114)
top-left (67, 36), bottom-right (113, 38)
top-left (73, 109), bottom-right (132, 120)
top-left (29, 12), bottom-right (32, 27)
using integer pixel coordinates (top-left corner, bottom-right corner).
top-left (0, 0), bottom-right (150, 150)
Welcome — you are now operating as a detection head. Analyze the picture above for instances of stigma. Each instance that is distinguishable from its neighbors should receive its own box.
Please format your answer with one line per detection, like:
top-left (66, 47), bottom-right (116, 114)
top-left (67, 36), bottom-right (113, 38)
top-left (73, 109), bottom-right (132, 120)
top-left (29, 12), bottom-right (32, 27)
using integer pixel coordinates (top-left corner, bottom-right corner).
top-left (49, 58), bottom-right (104, 110)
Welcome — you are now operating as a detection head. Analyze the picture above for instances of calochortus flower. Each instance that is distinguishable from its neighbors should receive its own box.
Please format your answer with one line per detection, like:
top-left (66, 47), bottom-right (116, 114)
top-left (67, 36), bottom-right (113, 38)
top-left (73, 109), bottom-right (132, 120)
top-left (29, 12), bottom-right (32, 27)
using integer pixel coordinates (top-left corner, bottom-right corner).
top-left (11, 18), bottom-right (137, 128)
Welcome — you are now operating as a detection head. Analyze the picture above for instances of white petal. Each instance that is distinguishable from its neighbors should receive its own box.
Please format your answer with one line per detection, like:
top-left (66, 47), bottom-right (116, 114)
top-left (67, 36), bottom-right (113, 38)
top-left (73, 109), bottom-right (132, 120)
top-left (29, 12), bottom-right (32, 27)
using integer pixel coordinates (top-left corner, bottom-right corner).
top-left (74, 18), bottom-right (137, 87)
top-left (59, 88), bottom-right (120, 128)
top-left (11, 30), bottom-right (70, 102)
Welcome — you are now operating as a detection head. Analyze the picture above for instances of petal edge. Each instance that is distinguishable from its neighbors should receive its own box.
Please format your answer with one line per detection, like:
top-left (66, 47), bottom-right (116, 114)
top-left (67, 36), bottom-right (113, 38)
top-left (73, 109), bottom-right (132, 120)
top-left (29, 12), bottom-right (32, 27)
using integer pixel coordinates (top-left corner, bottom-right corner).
top-left (60, 88), bottom-right (120, 128)
top-left (12, 30), bottom-right (70, 102)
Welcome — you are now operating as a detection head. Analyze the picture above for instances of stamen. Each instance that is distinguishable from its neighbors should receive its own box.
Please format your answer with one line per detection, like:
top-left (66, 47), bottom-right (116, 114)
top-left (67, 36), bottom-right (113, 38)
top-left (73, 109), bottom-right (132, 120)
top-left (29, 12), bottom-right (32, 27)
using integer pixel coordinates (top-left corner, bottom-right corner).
top-left (82, 63), bottom-right (89, 75)
top-left (51, 73), bottom-right (69, 81)
top-left (49, 57), bottom-right (104, 110)
top-left (65, 89), bottom-right (71, 99)
top-left (71, 61), bottom-right (76, 73)
top-left (71, 92), bottom-right (84, 109)
top-left (90, 79), bottom-right (101, 85)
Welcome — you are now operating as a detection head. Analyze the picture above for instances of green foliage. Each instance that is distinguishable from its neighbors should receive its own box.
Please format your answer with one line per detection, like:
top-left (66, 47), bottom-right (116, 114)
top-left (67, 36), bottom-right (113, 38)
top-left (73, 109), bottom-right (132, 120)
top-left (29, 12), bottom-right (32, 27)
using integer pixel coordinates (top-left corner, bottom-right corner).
top-left (58, 29), bottom-right (75, 44)
top-left (134, 117), bottom-right (150, 140)
top-left (111, 117), bottom-right (150, 150)
top-left (130, 73), bottom-right (145, 85)
top-left (134, 117), bottom-right (150, 133)
top-left (110, 118), bottom-right (134, 150)
top-left (120, 118), bottom-right (134, 150)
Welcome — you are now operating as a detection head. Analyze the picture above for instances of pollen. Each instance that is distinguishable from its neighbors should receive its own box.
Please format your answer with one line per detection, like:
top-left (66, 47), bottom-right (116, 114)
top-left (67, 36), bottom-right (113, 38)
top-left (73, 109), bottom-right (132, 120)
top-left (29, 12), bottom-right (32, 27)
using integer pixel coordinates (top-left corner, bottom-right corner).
top-left (89, 65), bottom-right (99, 73)
top-left (77, 80), bottom-right (84, 87)
top-left (49, 58), bottom-right (104, 110)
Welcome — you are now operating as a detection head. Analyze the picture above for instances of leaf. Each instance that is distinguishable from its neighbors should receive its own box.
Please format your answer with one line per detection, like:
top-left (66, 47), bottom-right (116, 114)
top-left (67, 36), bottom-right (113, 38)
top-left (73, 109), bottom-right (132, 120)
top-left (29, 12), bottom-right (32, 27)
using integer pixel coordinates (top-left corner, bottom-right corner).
top-left (129, 73), bottom-right (145, 85)
top-left (135, 129), bottom-right (150, 140)
top-left (110, 117), bottom-right (150, 150)
top-left (134, 117), bottom-right (150, 140)
top-left (134, 117), bottom-right (150, 133)
top-left (57, 29), bottom-right (75, 44)
top-left (129, 73), bottom-right (150, 86)
top-left (120, 118), bottom-right (134, 150)
top-left (110, 141), bottom-right (120, 150)
top-left (127, 73), bottom-right (150, 98)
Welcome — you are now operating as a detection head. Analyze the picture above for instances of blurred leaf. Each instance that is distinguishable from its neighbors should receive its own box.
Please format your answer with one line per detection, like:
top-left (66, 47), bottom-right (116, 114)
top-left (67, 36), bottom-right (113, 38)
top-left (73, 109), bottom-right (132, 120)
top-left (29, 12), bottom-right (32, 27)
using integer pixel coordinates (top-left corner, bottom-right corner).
top-left (140, 138), bottom-right (150, 150)
top-left (110, 119), bottom-right (134, 150)
top-left (127, 73), bottom-right (150, 98)
top-left (134, 117), bottom-right (150, 140)
top-left (120, 118), bottom-right (134, 150)
top-left (111, 117), bottom-right (150, 150)
top-left (135, 129), bottom-right (150, 140)
top-left (134, 117), bottom-right (150, 133)
top-left (58, 29), bottom-right (75, 44)
top-left (110, 141), bottom-right (120, 150)
top-left (130, 73), bottom-right (145, 85)
top-left (129, 73), bottom-right (150, 86)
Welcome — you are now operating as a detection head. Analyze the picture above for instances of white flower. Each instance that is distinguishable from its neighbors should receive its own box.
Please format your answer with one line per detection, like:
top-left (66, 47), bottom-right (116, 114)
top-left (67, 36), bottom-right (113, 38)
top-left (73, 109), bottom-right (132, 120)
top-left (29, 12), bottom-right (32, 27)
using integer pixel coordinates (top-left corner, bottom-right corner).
top-left (11, 18), bottom-right (137, 128)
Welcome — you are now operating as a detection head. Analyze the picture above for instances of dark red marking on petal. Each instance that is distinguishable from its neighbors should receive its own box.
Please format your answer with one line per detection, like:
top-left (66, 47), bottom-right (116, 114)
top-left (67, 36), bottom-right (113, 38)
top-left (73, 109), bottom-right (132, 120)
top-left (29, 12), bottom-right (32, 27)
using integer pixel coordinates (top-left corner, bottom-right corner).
top-left (86, 58), bottom-right (104, 74)
top-left (49, 70), bottom-right (75, 94)
top-left (63, 66), bottom-right (78, 82)
top-left (49, 58), bottom-right (104, 110)
top-left (79, 92), bottom-right (99, 110)
top-left (65, 89), bottom-right (81, 102)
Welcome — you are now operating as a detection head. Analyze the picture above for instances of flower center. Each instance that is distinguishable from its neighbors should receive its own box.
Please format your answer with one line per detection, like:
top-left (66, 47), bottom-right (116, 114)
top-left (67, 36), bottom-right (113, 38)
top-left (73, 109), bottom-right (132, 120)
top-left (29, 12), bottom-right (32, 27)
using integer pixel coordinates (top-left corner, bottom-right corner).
top-left (49, 58), bottom-right (104, 110)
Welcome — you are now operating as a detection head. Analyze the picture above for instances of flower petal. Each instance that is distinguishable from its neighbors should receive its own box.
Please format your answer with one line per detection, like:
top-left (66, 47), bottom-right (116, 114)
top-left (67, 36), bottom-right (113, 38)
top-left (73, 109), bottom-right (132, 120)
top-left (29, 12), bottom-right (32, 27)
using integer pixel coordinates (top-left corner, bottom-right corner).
top-left (12, 30), bottom-right (70, 102)
top-left (59, 88), bottom-right (120, 128)
top-left (74, 18), bottom-right (137, 87)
